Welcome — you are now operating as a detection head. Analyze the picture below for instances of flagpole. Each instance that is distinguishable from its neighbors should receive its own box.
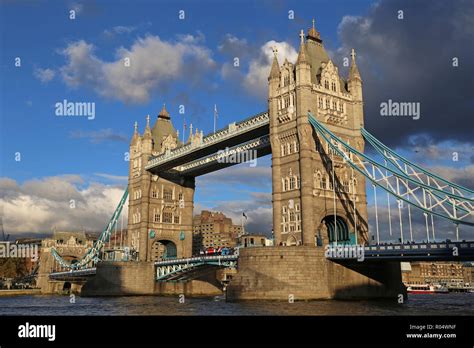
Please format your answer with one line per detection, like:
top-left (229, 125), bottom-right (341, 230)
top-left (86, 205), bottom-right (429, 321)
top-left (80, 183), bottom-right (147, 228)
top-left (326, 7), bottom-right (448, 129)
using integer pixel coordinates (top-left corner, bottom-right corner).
top-left (182, 117), bottom-right (186, 143)
top-left (214, 104), bottom-right (218, 133)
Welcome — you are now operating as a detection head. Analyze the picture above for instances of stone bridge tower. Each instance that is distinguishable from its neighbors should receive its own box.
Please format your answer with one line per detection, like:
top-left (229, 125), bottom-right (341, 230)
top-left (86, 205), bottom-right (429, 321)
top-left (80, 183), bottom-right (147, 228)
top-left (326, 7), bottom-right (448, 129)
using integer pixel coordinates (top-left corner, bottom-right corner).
top-left (37, 232), bottom-right (94, 293)
top-left (269, 22), bottom-right (369, 247)
top-left (128, 106), bottom-right (194, 261)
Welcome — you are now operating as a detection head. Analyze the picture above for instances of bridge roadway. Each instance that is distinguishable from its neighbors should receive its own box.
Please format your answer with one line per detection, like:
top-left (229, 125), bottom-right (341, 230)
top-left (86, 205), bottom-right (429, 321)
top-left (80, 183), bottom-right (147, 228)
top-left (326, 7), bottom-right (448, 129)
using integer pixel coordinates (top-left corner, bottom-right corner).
top-left (48, 241), bottom-right (474, 281)
top-left (326, 241), bottom-right (474, 262)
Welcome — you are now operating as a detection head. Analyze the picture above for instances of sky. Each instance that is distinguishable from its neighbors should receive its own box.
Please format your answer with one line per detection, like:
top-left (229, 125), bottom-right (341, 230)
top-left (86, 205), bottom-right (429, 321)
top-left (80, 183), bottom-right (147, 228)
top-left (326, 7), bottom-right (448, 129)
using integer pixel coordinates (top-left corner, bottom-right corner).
top-left (0, 0), bottom-right (473, 241)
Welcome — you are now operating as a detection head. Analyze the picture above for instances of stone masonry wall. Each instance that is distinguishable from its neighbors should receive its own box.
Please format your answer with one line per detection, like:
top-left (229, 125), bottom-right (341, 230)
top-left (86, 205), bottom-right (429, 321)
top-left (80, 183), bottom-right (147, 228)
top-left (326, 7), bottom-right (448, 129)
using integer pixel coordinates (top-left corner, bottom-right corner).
top-left (226, 246), bottom-right (405, 300)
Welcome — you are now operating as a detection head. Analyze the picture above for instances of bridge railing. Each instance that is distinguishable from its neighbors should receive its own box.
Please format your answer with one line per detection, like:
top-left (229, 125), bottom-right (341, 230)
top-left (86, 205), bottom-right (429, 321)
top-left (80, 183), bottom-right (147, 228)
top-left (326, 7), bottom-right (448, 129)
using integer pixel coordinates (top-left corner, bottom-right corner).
top-left (177, 135), bottom-right (270, 173)
top-left (145, 111), bottom-right (269, 170)
top-left (49, 267), bottom-right (97, 279)
top-left (364, 241), bottom-right (474, 252)
top-left (154, 254), bottom-right (238, 266)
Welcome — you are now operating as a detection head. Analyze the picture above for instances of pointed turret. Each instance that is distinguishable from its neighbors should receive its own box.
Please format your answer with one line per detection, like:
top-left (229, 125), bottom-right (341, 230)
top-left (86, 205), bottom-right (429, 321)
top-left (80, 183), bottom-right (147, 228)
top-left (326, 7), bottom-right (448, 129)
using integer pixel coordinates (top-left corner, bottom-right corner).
top-left (347, 48), bottom-right (364, 128)
top-left (268, 49), bottom-right (280, 81)
top-left (296, 30), bottom-right (309, 66)
top-left (187, 123), bottom-right (193, 144)
top-left (131, 121), bottom-right (139, 144)
top-left (296, 29), bottom-right (312, 86)
top-left (143, 115), bottom-right (152, 139)
top-left (141, 115), bottom-right (153, 154)
top-left (349, 48), bottom-right (361, 81)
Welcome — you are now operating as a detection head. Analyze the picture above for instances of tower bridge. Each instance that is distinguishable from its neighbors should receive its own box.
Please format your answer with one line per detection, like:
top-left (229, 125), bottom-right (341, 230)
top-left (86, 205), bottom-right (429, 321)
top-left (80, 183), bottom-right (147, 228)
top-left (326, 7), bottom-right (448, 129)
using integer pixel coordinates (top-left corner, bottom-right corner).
top-left (42, 20), bottom-right (474, 300)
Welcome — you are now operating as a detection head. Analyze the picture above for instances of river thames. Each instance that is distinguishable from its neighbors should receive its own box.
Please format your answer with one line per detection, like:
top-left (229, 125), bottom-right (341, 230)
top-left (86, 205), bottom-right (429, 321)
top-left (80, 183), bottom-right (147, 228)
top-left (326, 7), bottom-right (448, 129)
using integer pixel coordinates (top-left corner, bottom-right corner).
top-left (0, 293), bottom-right (472, 316)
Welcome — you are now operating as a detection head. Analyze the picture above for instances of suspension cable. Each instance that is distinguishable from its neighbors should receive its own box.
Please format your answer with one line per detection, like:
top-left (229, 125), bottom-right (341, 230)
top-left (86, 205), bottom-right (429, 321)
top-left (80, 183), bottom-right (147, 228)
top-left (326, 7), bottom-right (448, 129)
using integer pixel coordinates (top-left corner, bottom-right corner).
top-left (396, 177), bottom-right (404, 244)
top-left (372, 165), bottom-right (380, 244)
top-left (308, 113), bottom-right (474, 226)
top-left (384, 159), bottom-right (393, 237)
top-left (351, 166), bottom-right (357, 245)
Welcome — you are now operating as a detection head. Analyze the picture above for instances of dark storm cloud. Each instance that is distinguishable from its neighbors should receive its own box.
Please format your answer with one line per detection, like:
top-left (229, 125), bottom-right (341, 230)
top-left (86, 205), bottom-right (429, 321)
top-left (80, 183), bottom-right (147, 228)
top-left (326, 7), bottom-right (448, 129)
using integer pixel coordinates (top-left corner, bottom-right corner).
top-left (335, 0), bottom-right (474, 147)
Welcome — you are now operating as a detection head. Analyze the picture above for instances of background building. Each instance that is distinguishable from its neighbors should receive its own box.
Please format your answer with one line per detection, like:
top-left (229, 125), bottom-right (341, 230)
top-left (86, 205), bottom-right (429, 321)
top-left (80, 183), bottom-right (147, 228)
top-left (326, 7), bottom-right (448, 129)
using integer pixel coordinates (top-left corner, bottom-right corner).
top-left (401, 261), bottom-right (473, 286)
top-left (192, 211), bottom-right (242, 254)
top-left (239, 234), bottom-right (273, 248)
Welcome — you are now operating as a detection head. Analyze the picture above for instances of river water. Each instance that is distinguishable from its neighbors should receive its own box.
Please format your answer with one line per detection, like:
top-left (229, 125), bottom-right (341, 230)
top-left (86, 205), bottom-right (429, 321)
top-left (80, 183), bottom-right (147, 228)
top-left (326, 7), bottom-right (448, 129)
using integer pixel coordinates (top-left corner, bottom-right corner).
top-left (0, 293), bottom-right (473, 316)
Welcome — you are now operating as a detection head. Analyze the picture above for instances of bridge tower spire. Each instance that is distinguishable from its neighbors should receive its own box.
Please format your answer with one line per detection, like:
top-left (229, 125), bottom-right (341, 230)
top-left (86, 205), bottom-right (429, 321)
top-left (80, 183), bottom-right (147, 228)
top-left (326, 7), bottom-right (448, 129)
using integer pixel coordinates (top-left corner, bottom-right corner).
top-left (127, 105), bottom-right (194, 261)
top-left (268, 20), bottom-right (369, 247)
top-left (348, 48), bottom-right (364, 128)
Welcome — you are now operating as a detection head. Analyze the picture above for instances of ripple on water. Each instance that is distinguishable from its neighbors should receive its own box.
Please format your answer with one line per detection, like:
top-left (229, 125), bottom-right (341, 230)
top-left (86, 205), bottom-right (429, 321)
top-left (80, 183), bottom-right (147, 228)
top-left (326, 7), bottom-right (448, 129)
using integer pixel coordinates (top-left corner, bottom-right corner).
top-left (0, 293), bottom-right (473, 316)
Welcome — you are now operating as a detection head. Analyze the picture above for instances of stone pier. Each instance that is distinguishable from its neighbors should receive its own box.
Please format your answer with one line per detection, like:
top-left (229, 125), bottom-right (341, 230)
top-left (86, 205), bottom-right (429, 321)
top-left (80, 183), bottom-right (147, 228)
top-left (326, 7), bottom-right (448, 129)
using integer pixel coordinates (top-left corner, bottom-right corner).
top-left (81, 261), bottom-right (222, 297)
top-left (226, 246), bottom-right (406, 300)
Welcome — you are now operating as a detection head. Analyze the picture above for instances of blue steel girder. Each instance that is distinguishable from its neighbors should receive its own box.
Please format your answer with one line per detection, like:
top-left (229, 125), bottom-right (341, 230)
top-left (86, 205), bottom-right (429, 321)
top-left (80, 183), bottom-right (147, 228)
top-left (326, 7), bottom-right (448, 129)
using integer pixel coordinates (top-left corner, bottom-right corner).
top-left (50, 188), bottom-right (129, 270)
top-left (326, 241), bottom-right (474, 262)
top-left (174, 135), bottom-right (271, 177)
top-left (155, 255), bottom-right (237, 280)
top-left (145, 111), bottom-right (269, 174)
top-left (308, 113), bottom-right (474, 226)
top-left (49, 267), bottom-right (97, 281)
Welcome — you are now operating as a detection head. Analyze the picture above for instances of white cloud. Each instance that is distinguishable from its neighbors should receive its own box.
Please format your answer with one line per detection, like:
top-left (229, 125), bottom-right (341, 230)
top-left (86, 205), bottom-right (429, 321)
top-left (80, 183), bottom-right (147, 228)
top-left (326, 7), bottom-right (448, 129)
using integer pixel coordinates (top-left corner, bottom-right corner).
top-left (102, 25), bottom-right (136, 37)
top-left (59, 35), bottom-right (216, 104)
top-left (243, 40), bottom-right (298, 98)
top-left (218, 34), bottom-right (249, 57)
top-left (93, 173), bottom-right (128, 182)
top-left (427, 165), bottom-right (474, 189)
top-left (0, 176), bottom-right (127, 235)
top-left (69, 128), bottom-right (128, 143)
top-left (34, 68), bottom-right (55, 83)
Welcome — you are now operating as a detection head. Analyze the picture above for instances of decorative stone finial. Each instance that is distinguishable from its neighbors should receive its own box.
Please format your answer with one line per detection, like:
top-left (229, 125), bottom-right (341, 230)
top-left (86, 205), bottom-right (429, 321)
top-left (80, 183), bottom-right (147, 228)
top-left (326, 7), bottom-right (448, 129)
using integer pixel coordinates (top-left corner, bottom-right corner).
top-left (299, 29), bottom-right (305, 45)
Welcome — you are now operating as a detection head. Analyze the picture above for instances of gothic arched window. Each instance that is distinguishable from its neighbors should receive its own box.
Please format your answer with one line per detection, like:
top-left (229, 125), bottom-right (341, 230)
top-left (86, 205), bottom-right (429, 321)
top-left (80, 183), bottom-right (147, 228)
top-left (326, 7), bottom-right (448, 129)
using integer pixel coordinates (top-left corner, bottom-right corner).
top-left (290, 177), bottom-right (296, 190)
top-left (289, 212), bottom-right (295, 222)
top-left (321, 176), bottom-right (327, 190)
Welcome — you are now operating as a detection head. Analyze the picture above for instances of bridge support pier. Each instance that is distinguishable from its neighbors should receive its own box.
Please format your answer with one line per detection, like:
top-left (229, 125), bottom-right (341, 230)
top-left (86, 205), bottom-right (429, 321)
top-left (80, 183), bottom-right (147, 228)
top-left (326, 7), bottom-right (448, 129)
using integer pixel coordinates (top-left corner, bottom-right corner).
top-left (226, 246), bottom-right (406, 300)
top-left (81, 261), bottom-right (223, 297)
top-left (37, 274), bottom-right (85, 295)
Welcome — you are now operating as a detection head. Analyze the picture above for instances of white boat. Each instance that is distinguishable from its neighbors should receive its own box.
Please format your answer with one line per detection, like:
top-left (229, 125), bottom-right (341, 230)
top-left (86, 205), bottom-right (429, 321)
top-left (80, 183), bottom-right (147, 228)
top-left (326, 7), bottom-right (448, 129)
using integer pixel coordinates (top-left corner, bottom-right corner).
top-left (406, 284), bottom-right (449, 294)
